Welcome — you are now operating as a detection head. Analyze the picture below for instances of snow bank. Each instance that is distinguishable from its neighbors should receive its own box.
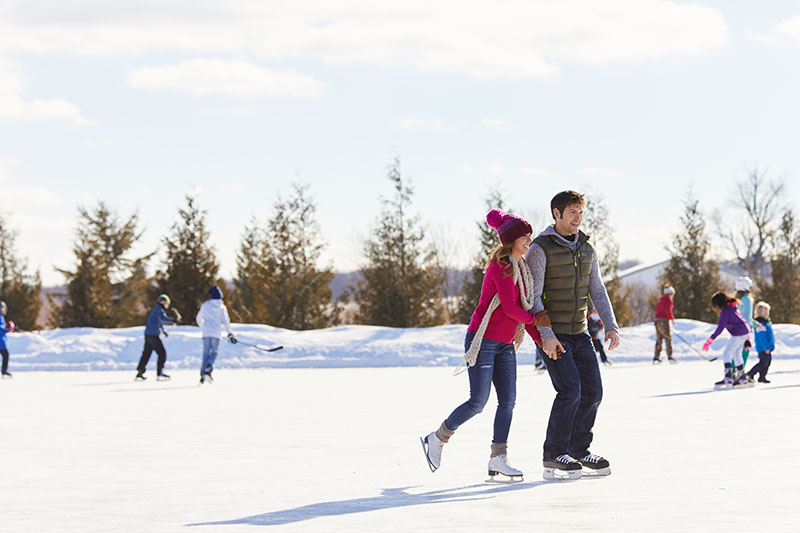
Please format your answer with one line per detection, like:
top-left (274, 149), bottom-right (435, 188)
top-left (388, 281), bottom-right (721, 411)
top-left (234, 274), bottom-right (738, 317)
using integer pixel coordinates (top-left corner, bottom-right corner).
top-left (6, 319), bottom-right (800, 371)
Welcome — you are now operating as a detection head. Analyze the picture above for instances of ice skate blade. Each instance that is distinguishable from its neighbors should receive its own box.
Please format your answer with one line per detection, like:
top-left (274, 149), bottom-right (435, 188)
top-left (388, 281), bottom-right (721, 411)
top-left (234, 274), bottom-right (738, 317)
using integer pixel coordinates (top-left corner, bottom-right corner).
top-left (419, 436), bottom-right (437, 473)
top-left (486, 472), bottom-right (523, 484)
top-left (580, 467), bottom-right (611, 478)
top-left (714, 383), bottom-right (732, 391)
top-left (543, 468), bottom-right (582, 481)
top-left (732, 382), bottom-right (754, 389)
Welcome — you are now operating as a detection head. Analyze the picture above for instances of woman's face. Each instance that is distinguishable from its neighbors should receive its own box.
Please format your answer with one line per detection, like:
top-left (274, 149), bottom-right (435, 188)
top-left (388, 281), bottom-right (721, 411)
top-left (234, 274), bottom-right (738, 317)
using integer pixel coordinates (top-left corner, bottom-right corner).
top-left (512, 233), bottom-right (532, 257)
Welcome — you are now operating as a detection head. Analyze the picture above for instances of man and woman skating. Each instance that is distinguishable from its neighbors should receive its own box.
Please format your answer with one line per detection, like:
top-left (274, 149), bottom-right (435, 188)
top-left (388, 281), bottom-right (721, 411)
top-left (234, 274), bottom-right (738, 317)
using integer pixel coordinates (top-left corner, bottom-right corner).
top-left (422, 190), bottom-right (621, 482)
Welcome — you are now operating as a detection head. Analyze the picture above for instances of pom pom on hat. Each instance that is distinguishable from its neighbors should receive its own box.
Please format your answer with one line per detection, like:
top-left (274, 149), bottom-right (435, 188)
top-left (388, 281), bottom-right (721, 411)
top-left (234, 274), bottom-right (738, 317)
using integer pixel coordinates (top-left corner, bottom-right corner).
top-left (486, 208), bottom-right (504, 229)
top-left (486, 208), bottom-right (533, 245)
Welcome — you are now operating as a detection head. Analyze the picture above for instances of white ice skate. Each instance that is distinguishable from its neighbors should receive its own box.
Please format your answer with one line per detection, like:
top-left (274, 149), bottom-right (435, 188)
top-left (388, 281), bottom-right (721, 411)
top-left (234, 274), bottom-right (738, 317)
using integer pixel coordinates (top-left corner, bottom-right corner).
top-left (543, 454), bottom-right (582, 481)
top-left (420, 432), bottom-right (444, 472)
top-left (486, 455), bottom-right (523, 483)
top-left (578, 453), bottom-right (611, 477)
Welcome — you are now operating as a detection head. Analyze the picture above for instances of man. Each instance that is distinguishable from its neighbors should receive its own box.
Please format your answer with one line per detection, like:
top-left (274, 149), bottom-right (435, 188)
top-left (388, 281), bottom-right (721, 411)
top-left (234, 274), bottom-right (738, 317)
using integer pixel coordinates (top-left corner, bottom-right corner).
top-left (526, 190), bottom-right (620, 480)
top-left (136, 294), bottom-right (180, 381)
top-left (654, 286), bottom-right (676, 363)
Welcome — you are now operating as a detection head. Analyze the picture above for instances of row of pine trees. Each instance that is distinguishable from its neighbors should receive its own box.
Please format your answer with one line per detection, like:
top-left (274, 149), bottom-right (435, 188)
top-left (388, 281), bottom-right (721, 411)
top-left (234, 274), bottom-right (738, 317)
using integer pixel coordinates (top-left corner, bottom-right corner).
top-left (3, 160), bottom-right (800, 330)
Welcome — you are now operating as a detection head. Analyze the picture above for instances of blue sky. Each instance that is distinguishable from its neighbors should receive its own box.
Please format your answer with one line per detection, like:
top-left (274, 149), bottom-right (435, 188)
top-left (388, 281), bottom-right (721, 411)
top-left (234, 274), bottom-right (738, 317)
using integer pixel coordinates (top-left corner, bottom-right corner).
top-left (1, 0), bottom-right (799, 285)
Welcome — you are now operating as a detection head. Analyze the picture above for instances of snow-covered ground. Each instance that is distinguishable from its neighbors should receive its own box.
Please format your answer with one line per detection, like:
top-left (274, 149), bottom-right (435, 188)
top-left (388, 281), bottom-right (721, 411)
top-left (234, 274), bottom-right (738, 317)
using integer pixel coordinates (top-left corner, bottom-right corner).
top-left (2, 321), bottom-right (799, 531)
top-left (7, 319), bottom-right (800, 371)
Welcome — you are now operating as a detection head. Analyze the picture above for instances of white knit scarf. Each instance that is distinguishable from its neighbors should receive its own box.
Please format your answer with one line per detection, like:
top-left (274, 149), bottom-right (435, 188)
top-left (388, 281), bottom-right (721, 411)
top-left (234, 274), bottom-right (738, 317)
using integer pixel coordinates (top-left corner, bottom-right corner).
top-left (455, 256), bottom-right (535, 375)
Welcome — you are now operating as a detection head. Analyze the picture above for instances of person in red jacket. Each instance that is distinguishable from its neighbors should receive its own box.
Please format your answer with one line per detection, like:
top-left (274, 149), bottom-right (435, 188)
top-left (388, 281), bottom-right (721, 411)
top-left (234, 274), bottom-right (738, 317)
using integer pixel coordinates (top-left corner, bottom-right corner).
top-left (654, 286), bottom-right (676, 364)
top-left (421, 208), bottom-right (549, 482)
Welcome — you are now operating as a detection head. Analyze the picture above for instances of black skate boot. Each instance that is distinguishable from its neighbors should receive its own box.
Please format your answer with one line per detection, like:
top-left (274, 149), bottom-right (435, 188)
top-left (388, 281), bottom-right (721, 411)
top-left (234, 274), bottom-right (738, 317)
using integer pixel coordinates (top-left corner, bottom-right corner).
top-left (135, 373), bottom-right (146, 381)
top-left (578, 453), bottom-right (611, 477)
top-left (715, 365), bottom-right (734, 389)
top-left (157, 372), bottom-right (171, 381)
top-left (543, 454), bottom-right (582, 480)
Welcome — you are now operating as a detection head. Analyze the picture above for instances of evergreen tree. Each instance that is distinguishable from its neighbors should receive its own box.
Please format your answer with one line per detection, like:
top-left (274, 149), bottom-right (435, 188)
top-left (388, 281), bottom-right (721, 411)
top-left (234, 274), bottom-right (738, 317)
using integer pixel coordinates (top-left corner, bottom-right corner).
top-left (454, 187), bottom-right (510, 324)
top-left (760, 209), bottom-right (800, 324)
top-left (0, 213), bottom-right (42, 330)
top-left (153, 195), bottom-right (223, 322)
top-left (231, 183), bottom-right (338, 329)
top-left (353, 158), bottom-right (445, 327)
top-left (230, 218), bottom-right (273, 323)
top-left (50, 203), bottom-right (150, 328)
top-left (658, 191), bottom-right (722, 322)
top-left (583, 192), bottom-right (633, 326)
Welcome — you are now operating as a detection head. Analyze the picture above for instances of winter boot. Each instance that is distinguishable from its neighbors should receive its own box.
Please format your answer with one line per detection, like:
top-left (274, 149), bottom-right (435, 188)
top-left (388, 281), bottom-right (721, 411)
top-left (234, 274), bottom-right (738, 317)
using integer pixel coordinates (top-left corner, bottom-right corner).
top-left (487, 442), bottom-right (523, 482)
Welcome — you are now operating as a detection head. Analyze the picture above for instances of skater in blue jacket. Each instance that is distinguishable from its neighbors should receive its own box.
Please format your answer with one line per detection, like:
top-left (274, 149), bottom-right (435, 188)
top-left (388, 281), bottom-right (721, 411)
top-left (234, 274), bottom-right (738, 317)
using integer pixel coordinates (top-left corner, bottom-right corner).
top-left (0, 300), bottom-right (15, 378)
top-left (135, 294), bottom-right (180, 381)
top-left (746, 301), bottom-right (775, 383)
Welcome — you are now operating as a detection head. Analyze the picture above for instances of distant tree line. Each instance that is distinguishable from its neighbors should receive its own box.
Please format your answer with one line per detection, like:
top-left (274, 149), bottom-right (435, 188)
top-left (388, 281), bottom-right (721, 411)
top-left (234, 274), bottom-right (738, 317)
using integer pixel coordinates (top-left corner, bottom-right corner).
top-left (5, 160), bottom-right (800, 330)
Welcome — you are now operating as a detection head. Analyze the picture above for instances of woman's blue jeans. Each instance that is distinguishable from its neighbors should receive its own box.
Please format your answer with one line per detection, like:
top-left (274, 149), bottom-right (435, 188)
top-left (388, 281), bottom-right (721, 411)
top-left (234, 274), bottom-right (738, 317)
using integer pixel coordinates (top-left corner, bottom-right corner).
top-left (444, 331), bottom-right (517, 443)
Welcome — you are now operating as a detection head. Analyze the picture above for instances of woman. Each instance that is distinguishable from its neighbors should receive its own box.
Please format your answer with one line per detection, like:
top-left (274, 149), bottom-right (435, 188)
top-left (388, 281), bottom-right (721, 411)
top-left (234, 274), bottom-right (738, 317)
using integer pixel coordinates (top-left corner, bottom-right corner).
top-left (421, 208), bottom-right (549, 481)
top-left (703, 292), bottom-right (751, 388)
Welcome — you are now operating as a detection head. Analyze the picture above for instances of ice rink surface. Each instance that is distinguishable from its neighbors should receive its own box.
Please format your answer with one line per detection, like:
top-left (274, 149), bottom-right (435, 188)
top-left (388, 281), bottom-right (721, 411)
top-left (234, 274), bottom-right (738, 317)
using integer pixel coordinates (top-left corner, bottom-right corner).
top-left (2, 359), bottom-right (799, 532)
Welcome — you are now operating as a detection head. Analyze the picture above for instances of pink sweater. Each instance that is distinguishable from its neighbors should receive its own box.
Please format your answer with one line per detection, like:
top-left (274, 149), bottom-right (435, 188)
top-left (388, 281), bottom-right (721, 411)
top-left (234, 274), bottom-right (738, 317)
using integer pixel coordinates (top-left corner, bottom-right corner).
top-left (468, 260), bottom-right (536, 344)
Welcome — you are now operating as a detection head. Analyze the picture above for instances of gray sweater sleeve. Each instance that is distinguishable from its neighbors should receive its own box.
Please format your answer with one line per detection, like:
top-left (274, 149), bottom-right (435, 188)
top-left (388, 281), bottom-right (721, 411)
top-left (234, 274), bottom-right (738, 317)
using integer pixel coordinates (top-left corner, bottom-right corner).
top-left (525, 244), bottom-right (556, 342)
top-left (589, 254), bottom-right (620, 332)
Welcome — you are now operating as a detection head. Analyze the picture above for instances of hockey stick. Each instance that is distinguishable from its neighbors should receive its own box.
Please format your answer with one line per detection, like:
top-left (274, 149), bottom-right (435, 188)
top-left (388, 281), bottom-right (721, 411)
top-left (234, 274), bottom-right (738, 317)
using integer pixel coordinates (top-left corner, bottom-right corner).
top-left (235, 340), bottom-right (284, 353)
top-left (673, 331), bottom-right (717, 362)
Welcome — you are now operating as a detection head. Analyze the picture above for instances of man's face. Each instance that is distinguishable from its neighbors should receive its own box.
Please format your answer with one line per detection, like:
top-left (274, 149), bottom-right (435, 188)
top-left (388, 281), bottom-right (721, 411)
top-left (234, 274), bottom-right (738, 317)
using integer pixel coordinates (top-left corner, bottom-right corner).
top-left (553, 203), bottom-right (584, 236)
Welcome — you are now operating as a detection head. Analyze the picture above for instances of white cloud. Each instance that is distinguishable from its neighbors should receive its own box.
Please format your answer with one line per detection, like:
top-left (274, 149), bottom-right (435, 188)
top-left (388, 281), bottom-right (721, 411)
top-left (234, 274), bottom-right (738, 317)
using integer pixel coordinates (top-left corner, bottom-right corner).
top-left (0, 56), bottom-right (91, 123)
top-left (392, 118), bottom-right (444, 130)
top-left (0, 1), bottom-right (729, 80)
top-left (0, 185), bottom-right (62, 210)
top-left (488, 165), bottom-right (505, 176)
top-left (481, 119), bottom-right (507, 128)
top-left (7, 156), bottom-right (22, 165)
top-left (744, 29), bottom-right (778, 44)
top-left (519, 167), bottom-right (550, 176)
top-left (127, 58), bottom-right (324, 97)
top-left (582, 167), bottom-right (621, 177)
top-left (772, 15), bottom-right (800, 41)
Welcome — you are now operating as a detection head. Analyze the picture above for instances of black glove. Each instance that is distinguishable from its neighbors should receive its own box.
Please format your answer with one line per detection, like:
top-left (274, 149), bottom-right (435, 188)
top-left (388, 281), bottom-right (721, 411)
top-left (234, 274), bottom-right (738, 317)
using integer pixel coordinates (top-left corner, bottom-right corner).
top-left (227, 333), bottom-right (237, 344)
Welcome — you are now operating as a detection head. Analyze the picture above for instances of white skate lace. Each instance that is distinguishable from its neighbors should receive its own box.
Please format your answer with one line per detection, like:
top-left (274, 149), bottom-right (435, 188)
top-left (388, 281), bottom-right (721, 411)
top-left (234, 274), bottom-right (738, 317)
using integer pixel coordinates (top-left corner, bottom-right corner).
top-left (582, 453), bottom-right (603, 464)
top-left (555, 454), bottom-right (578, 465)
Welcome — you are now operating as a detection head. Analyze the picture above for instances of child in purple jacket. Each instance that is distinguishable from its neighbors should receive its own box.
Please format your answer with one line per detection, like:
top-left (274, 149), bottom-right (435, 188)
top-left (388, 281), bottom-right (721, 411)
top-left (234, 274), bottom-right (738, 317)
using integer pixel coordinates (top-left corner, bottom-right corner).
top-left (703, 292), bottom-right (750, 388)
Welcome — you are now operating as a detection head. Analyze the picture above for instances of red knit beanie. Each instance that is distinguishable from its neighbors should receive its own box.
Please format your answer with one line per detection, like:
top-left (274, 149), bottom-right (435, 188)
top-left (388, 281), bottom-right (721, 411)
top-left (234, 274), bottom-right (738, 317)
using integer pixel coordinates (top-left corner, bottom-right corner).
top-left (486, 208), bottom-right (533, 245)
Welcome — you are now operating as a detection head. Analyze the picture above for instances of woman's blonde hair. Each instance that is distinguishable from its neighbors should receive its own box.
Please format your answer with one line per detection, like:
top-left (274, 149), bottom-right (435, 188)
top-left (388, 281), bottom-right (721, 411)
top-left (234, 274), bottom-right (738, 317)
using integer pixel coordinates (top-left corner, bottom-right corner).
top-left (485, 242), bottom-right (515, 276)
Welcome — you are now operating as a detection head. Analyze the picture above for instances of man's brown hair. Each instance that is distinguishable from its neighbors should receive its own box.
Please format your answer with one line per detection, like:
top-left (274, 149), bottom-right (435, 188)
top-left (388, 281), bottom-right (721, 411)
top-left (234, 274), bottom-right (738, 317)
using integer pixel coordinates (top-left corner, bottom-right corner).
top-left (550, 190), bottom-right (586, 220)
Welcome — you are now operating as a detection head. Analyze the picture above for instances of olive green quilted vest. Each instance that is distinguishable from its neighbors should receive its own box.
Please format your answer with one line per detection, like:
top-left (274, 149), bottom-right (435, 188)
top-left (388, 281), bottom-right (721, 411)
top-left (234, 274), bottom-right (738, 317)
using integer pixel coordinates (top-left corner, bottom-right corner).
top-left (534, 231), bottom-right (594, 335)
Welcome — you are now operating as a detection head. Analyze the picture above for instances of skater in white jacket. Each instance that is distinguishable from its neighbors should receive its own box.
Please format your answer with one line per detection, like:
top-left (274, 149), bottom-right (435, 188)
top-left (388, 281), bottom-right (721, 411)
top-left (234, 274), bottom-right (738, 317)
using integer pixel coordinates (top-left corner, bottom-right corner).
top-left (195, 285), bottom-right (236, 383)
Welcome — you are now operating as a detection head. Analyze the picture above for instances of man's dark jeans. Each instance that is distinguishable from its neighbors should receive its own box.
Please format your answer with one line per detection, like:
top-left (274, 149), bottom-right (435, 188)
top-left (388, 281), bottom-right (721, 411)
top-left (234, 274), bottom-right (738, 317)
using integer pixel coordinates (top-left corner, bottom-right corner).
top-left (539, 331), bottom-right (603, 460)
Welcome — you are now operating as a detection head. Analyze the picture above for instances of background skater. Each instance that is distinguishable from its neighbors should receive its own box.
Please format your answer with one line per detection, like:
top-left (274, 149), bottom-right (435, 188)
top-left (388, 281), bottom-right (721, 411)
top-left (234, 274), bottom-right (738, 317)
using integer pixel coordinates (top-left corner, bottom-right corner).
top-left (654, 286), bottom-right (676, 364)
top-left (0, 301), bottom-right (15, 378)
top-left (136, 294), bottom-right (180, 381)
top-left (196, 285), bottom-right (236, 384)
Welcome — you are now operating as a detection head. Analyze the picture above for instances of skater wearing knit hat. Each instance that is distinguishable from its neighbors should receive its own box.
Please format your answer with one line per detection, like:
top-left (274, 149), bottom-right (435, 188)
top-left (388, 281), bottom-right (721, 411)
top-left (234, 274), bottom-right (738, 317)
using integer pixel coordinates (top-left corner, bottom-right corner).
top-left (421, 208), bottom-right (550, 482)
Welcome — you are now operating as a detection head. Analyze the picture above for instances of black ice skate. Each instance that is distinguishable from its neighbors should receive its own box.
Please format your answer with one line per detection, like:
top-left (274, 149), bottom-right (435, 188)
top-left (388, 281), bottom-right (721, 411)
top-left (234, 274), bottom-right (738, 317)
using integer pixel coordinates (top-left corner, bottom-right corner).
top-left (543, 454), bottom-right (582, 480)
top-left (578, 453), bottom-right (611, 477)
top-left (732, 370), bottom-right (753, 389)
top-left (157, 373), bottom-right (171, 381)
top-left (652, 358), bottom-right (662, 365)
top-left (714, 368), bottom-right (734, 390)
top-left (135, 373), bottom-right (146, 381)
top-left (1, 372), bottom-right (12, 379)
